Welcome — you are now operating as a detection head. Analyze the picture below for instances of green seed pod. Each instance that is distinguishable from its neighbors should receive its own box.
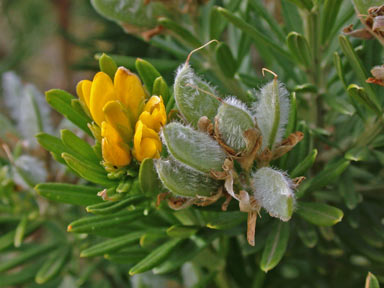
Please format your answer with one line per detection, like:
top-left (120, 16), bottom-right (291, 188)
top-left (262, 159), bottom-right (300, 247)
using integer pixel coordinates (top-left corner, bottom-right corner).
top-left (174, 64), bottom-right (220, 127)
top-left (252, 80), bottom-right (290, 150)
top-left (251, 167), bottom-right (295, 221)
top-left (162, 122), bottom-right (226, 173)
top-left (155, 159), bottom-right (220, 197)
top-left (216, 98), bottom-right (255, 152)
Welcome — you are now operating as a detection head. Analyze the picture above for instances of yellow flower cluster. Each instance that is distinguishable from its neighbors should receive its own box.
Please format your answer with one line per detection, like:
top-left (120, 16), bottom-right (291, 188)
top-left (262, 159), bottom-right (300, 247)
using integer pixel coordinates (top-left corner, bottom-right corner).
top-left (76, 67), bottom-right (166, 167)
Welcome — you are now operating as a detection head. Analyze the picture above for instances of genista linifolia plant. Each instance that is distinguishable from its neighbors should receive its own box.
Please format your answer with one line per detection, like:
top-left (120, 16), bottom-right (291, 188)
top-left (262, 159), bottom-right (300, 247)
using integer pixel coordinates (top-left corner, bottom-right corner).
top-left (0, 0), bottom-right (379, 287)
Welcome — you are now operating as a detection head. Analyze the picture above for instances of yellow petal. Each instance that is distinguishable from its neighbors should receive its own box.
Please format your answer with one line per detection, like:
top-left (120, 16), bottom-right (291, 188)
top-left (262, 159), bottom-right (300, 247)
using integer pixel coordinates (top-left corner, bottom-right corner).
top-left (101, 121), bottom-right (123, 144)
top-left (143, 95), bottom-right (161, 112)
top-left (139, 96), bottom-right (167, 132)
top-left (103, 100), bottom-right (133, 143)
top-left (101, 122), bottom-right (131, 167)
top-left (133, 120), bottom-right (162, 162)
top-left (114, 67), bottom-right (147, 122)
top-left (76, 80), bottom-right (92, 109)
top-left (90, 72), bottom-right (118, 126)
top-left (102, 138), bottom-right (131, 167)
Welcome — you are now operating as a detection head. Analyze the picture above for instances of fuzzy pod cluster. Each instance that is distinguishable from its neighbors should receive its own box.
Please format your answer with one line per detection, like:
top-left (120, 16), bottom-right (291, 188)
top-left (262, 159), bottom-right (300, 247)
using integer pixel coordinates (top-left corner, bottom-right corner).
top-left (155, 64), bottom-right (296, 221)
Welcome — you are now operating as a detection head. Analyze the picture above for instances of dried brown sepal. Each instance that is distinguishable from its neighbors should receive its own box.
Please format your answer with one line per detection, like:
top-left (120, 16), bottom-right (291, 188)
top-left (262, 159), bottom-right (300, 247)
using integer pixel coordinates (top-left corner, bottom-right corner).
top-left (167, 197), bottom-right (196, 210)
top-left (366, 77), bottom-right (384, 86)
top-left (197, 116), bottom-right (214, 135)
top-left (156, 192), bottom-right (170, 207)
top-left (343, 24), bottom-right (373, 39)
top-left (213, 117), bottom-right (238, 156)
top-left (237, 129), bottom-right (262, 171)
top-left (371, 65), bottom-right (384, 80)
top-left (257, 148), bottom-right (272, 167)
top-left (292, 176), bottom-right (306, 188)
top-left (272, 131), bottom-right (304, 160)
top-left (221, 192), bottom-right (232, 211)
top-left (195, 186), bottom-right (223, 206)
top-left (247, 211), bottom-right (257, 246)
top-left (368, 5), bottom-right (384, 16)
top-left (373, 16), bottom-right (384, 33)
top-left (238, 190), bottom-right (260, 213)
top-left (97, 189), bottom-right (109, 201)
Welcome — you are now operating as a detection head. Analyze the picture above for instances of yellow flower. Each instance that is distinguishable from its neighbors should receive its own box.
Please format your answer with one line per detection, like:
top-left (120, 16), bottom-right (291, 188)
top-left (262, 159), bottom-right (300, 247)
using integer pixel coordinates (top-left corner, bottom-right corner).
top-left (101, 122), bottom-right (131, 167)
top-left (138, 96), bottom-right (167, 132)
top-left (134, 120), bottom-right (162, 162)
top-left (76, 66), bottom-right (166, 167)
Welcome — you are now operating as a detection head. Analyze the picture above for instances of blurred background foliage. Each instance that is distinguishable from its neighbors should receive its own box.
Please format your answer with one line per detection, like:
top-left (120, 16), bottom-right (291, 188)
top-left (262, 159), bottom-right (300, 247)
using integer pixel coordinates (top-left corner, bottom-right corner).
top-left (0, 0), bottom-right (384, 287)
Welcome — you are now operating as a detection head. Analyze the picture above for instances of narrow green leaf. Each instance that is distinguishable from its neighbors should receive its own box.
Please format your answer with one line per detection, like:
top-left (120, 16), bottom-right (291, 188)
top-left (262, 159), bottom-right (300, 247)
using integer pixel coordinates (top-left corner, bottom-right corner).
top-left (155, 159), bottom-right (221, 197)
top-left (166, 225), bottom-right (198, 238)
top-left (68, 210), bottom-right (143, 233)
top-left (209, 6), bottom-right (227, 39)
top-left (0, 221), bottom-right (42, 251)
top-left (365, 272), bottom-right (380, 288)
top-left (290, 149), bottom-right (317, 177)
top-left (297, 158), bottom-right (350, 198)
top-left (62, 152), bottom-right (115, 186)
top-left (0, 243), bottom-right (56, 272)
top-left (14, 215), bottom-right (28, 248)
top-left (158, 17), bottom-right (201, 48)
top-left (61, 130), bottom-right (99, 164)
top-left (135, 58), bottom-right (161, 95)
top-left (35, 245), bottom-right (70, 284)
top-left (215, 43), bottom-right (237, 78)
top-left (36, 182), bottom-right (102, 206)
top-left (140, 231), bottom-right (167, 249)
top-left (215, 7), bottom-right (291, 61)
top-left (285, 92), bottom-right (297, 137)
top-left (96, 54), bottom-right (180, 73)
top-left (105, 247), bottom-right (147, 264)
top-left (333, 52), bottom-right (347, 89)
top-left (347, 84), bottom-right (382, 116)
top-left (345, 146), bottom-right (371, 162)
top-left (99, 53), bottom-right (117, 80)
top-left (296, 202), bottom-right (344, 226)
top-left (249, 0), bottom-right (285, 42)
top-left (45, 89), bottom-right (91, 135)
top-left (0, 264), bottom-right (39, 288)
top-left (286, 32), bottom-right (312, 68)
top-left (203, 211), bottom-right (246, 230)
top-left (35, 133), bottom-right (67, 164)
top-left (162, 123), bottom-right (226, 173)
top-left (154, 235), bottom-right (214, 274)
top-left (339, 35), bottom-right (379, 109)
top-left (152, 76), bottom-right (170, 104)
top-left (320, 0), bottom-right (343, 44)
top-left (286, 0), bottom-right (313, 10)
top-left (339, 174), bottom-right (362, 210)
top-left (129, 238), bottom-right (182, 275)
top-left (86, 194), bottom-right (145, 215)
top-left (260, 221), bottom-right (290, 272)
top-left (297, 221), bottom-right (318, 248)
top-left (80, 232), bottom-right (143, 257)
